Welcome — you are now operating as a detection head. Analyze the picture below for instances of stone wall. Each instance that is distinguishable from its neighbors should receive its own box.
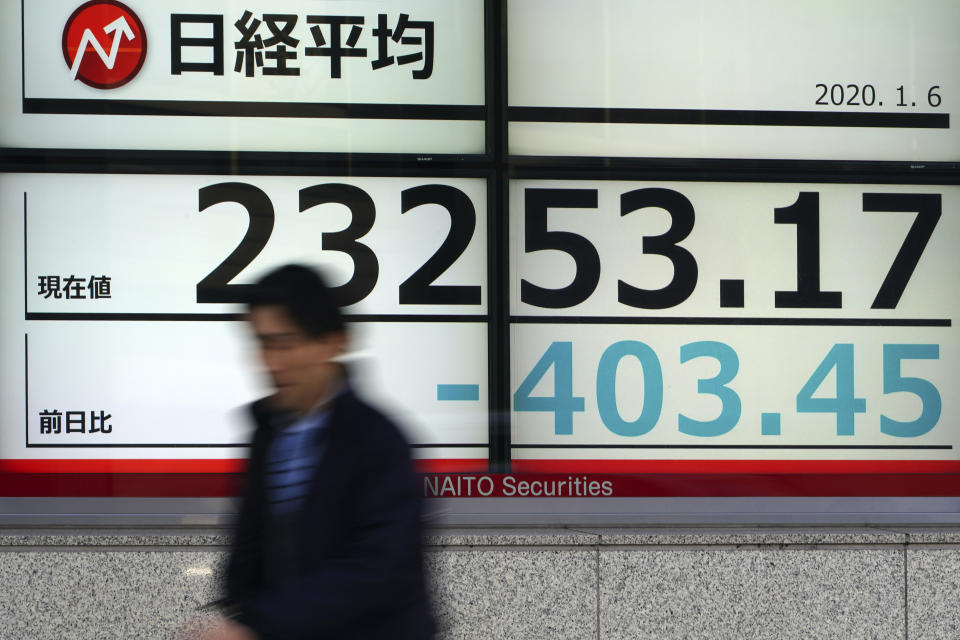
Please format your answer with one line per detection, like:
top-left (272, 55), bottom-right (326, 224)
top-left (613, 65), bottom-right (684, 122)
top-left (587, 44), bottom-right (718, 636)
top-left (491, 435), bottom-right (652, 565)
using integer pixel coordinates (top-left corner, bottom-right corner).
top-left (1, 527), bottom-right (957, 639)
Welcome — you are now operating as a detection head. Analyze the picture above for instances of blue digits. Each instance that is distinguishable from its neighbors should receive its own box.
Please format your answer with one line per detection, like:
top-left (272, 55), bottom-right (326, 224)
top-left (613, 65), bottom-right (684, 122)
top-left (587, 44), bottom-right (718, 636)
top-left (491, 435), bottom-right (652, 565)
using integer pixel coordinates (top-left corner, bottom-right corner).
top-left (881, 344), bottom-right (940, 437)
top-left (796, 344), bottom-right (866, 436)
top-left (512, 341), bottom-right (585, 435)
top-left (679, 341), bottom-right (741, 437)
top-left (597, 341), bottom-right (663, 436)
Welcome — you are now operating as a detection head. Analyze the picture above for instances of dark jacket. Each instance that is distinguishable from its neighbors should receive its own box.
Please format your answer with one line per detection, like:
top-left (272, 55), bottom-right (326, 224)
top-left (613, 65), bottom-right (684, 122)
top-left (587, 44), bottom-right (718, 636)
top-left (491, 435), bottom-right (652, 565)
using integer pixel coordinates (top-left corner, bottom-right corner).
top-left (225, 389), bottom-right (435, 639)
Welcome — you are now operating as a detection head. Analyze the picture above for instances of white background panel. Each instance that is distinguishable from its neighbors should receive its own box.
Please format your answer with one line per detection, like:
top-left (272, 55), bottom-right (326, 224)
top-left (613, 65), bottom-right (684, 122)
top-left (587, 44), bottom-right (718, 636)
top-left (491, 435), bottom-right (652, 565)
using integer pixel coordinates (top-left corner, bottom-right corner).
top-left (24, 321), bottom-right (263, 448)
top-left (3, 320), bottom-right (487, 458)
top-left (508, 0), bottom-right (959, 160)
top-left (10, 173), bottom-right (487, 315)
top-left (511, 323), bottom-right (957, 461)
top-left (510, 181), bottom-right (959, 320)
top-left (0, 173), bottom-right (489, 460)
top-left (510, 178), bottom-right (958, 462)
top-left (508, 121), bottom-right (957, 163)
top-left (24, 0), bottom-right (484, 104)
top-left (4, 0), bottom-right (485, 152)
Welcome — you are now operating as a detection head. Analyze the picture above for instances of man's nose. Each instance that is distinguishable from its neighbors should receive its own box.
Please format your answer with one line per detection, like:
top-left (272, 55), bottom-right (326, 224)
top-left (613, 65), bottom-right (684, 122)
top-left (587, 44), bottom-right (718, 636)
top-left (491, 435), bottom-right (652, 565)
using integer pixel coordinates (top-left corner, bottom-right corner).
top-left (262, 351), bottom-right (285, 376)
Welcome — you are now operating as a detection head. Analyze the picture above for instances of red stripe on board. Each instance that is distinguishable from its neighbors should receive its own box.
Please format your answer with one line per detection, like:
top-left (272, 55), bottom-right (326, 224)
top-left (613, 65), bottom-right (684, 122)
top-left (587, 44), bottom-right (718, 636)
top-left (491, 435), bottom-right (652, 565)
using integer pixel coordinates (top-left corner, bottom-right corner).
top-left (413, 459), bottom-right (488, 473)
top-left (1, 472), bottom-right (957, 498)
top-left (0, 459), bottom-right (247, 474)
top-left (6, 459), bottom-right (954, 476)
top-left (511, 459), bottom-right (960, 474)
top-left (0, 459), bottom-right (488, 496)
top-left (0, 473), bottom-right (243, 497)
top-left (0, 458), bottom-right (487, 475)
top-left (422, 473), bottom-right (960, 497)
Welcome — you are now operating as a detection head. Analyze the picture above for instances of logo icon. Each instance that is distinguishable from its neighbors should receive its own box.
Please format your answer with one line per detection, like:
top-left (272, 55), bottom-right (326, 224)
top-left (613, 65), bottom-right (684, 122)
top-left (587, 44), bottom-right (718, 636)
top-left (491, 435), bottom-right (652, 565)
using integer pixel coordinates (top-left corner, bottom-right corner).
top-left (62, 0), bottom-right (147, 89)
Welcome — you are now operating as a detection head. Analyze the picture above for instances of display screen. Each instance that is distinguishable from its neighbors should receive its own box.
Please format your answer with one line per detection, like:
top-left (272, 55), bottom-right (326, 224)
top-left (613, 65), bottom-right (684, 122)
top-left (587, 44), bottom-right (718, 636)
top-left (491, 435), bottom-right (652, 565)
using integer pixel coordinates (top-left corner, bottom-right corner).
top-left (509, 180), bottom-right (959, 474)
top-left (1, 1), bottom-right (957, 511)
top-left (0, 174), bottom-right (490, 472)
top-left (509, 0), bottom-right (959, 161)
top-left (4, 0), bottom-right (486, 153)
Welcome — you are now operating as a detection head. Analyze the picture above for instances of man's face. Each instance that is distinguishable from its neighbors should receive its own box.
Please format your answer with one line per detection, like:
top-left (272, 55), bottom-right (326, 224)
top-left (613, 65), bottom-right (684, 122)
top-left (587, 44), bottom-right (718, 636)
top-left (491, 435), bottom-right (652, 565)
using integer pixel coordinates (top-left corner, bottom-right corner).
top-left (248, 305), bottom-right (344, 414)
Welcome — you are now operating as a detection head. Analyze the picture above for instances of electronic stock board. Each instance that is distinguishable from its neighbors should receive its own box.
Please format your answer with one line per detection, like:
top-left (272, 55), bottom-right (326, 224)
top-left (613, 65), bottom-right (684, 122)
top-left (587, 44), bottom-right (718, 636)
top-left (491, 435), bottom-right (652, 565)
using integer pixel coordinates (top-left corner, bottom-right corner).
top-left (1, 0), bottom-right (957, 518)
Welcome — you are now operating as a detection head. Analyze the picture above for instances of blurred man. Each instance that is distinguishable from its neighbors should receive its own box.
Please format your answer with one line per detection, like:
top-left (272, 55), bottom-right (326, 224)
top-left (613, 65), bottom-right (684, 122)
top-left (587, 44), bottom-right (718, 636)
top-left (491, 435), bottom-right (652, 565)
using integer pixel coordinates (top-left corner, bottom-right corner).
top-left (197, 264), bottom-right (434, 640)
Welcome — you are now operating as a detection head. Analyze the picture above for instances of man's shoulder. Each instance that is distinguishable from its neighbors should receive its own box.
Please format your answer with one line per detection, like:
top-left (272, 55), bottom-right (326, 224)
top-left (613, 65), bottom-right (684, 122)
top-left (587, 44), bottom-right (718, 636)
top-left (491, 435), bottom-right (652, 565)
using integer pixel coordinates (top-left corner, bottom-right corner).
top-left (246, 398), bottom-right (276, 438)
top-left (248, 397), bottom-right (272, 422)
top-left (332, 390), bottom-right (413, 457)
top-left (336, 390), bottom-right (406, 436)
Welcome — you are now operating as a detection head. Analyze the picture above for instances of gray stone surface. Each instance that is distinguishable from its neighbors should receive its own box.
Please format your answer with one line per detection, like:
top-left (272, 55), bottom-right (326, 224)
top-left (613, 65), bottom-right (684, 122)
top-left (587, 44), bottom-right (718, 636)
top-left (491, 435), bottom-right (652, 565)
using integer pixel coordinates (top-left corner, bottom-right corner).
top-left (0, 531), bottom-right (229, 547)
top-left (426, 548), bottom-right (596, 640)
top-left (896, 527), bottom-right (960, 543)
top-left (0, 551), bottom-right (225, 640)
top-left (0, 526), bottom-right (934, 548)
top-left (425, 527), bottom-right (599, 547)
top-left (580, 526), bottom-right (908, 546)
top-left (0, 527), bottom-right (957, 640)
top-left (599, 547), bottom-right (904, 640)
top-left (908, 548), bottom-right (960, 640)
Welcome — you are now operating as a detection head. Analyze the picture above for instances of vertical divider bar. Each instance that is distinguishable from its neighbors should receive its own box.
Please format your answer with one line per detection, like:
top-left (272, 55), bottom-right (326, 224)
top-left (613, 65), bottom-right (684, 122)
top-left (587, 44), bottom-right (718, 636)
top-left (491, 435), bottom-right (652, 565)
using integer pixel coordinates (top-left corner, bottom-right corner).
top-left (20, 0), bottom-right (25, 105)
top-left (24, 333), bottom-right (29, 448)
top-left (23, 193), bottom-right (29, 448)
top-left (23, 192), bottom-right (27, 320)
top-left (486, 0), bottom-right (511, 472)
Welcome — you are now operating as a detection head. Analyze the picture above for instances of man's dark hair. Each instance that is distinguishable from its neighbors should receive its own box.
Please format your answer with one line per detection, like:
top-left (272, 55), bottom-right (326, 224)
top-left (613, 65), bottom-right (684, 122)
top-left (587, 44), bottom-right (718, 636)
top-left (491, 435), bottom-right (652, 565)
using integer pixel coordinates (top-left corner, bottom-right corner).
top-left (247, 264), bottom-right (345, 337)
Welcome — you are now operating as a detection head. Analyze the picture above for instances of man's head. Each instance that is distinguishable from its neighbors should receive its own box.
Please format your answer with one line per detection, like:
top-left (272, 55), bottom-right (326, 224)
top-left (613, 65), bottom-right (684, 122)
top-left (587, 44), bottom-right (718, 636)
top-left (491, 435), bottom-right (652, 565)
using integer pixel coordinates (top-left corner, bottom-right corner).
top-left (246, 265), bottom-right (346, 415)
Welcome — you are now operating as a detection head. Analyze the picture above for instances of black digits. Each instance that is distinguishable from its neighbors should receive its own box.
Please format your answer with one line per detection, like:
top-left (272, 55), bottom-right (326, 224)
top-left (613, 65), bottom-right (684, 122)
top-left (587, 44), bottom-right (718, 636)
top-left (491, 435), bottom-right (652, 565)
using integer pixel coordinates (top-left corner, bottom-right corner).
top-left (520, 188), bottom-right (600, 308)
top-left (864, 193), bottom-right (941, 309)
top-left (299, 184), bottom-right (379, 307)
top-left (399, 184), bottom-right (481, 305)
top-left (197, 182), bottom-right (275, 303)
top-left (774, 191), bottom-right (842, 308)
top-left (618, 188), bottom-right (698, 309)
